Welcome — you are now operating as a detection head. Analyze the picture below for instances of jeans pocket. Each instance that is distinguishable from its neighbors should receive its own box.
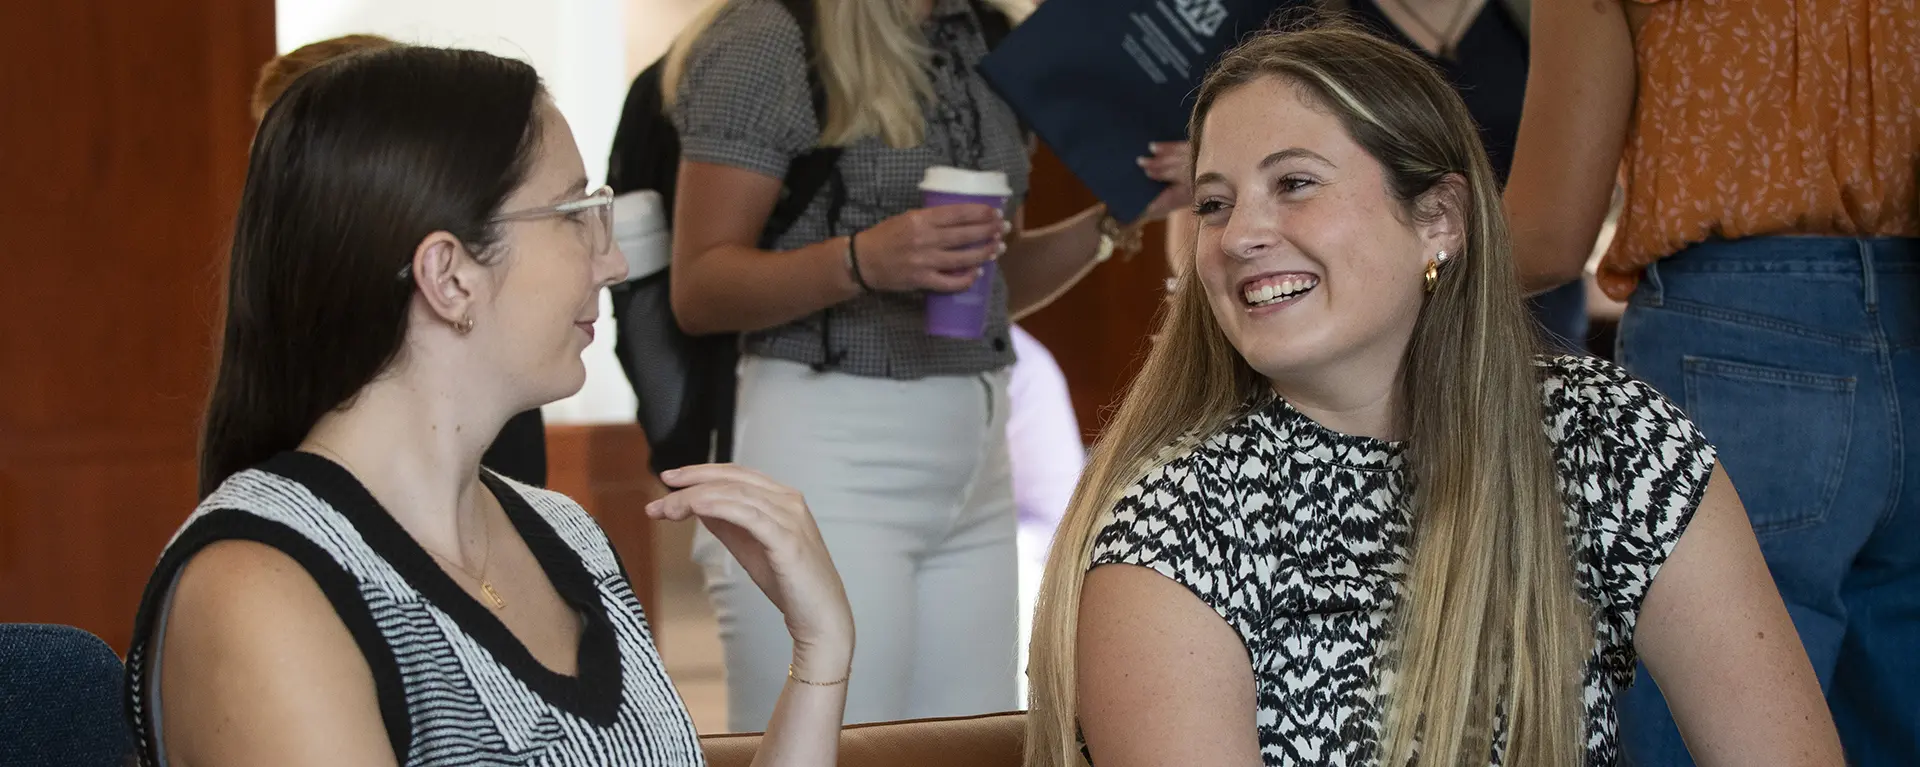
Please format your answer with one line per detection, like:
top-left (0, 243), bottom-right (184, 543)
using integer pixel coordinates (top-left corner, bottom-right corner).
top-left (1682, 356), bottom-right (1855, 535)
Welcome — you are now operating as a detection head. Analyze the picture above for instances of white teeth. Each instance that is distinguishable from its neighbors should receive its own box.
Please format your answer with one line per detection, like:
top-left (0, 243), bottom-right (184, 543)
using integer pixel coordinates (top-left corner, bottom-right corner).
top-left (1243, 277), bottom-right (1317, 306)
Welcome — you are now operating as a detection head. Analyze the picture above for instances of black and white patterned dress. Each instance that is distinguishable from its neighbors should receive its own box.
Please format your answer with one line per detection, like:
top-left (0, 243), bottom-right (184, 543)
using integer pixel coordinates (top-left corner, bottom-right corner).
top-left (1088, 355), bottom-right (1717, 766)
top-left (125, 452), bottom-right (703, 766)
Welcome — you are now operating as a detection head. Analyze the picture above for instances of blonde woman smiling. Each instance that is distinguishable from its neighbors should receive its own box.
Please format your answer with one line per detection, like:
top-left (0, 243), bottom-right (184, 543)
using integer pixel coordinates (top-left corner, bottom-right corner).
top-left (1026, 24), bottom-right (1843, 767)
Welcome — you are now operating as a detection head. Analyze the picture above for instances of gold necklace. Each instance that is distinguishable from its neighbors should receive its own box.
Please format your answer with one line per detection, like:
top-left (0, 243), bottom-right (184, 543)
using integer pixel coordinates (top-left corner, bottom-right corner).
top-left (306, 443), bottom-right (506, 610)
top-left (425, 525), bottom-right (505, 610)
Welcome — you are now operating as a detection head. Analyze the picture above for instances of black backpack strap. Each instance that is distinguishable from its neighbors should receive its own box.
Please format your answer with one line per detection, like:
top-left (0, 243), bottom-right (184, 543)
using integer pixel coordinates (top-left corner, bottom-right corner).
top-left (606, 62), bottom-right (679, 208)
top-left (763, 0), bottom-right (844, 247)
top-left (767, 0), bottom-right (850, 372)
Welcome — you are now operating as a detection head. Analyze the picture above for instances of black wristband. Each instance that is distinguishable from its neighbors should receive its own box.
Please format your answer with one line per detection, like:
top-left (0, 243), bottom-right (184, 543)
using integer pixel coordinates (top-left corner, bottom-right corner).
top-left (846, 233), bottom-right (873, 293)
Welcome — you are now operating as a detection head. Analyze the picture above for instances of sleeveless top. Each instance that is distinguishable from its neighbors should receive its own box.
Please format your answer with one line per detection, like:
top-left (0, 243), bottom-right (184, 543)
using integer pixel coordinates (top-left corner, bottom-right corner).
top-left (1088, 355), bottom-right (1718, 766)
top-left (124, 452), bottom-right (704, 766)
top-left (1599, 0), bottom-right (1920, 301)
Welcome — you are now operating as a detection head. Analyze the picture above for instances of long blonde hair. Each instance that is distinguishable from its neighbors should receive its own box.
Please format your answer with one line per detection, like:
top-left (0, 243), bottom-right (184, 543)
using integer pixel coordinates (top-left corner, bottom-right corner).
top-left (1026, 23), bottom-right (1591, 767)
top-left (663, 0), bottom-right (1032, 149)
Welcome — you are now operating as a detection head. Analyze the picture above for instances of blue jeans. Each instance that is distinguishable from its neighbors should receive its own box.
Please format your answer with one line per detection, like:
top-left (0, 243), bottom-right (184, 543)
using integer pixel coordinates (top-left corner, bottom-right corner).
top-left (1615, 236), bottom-right (1920, 766)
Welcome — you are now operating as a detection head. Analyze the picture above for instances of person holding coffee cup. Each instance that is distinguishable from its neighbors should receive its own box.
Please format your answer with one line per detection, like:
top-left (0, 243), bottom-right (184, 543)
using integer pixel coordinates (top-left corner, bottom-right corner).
top-left (661, 0), bottom-right (1190, 731)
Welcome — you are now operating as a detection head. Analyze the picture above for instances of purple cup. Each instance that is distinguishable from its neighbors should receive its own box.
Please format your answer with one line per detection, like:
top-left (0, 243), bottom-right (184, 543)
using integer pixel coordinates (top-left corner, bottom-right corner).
top-left (920, 167), bottom-right (1012, 339)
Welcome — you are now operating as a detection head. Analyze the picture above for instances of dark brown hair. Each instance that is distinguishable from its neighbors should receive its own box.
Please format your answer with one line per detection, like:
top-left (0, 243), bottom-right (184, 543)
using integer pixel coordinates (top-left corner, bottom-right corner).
top-left (202, 46), bottom-right (544, 496)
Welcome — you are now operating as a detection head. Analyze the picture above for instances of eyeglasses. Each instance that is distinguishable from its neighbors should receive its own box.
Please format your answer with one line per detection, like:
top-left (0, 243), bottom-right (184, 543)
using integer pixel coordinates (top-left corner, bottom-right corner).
top-left (395, 185), bottom-right (616, 280)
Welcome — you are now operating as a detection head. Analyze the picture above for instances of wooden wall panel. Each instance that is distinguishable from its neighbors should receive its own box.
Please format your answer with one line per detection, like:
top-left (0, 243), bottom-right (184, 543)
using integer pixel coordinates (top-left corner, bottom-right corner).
top-left (545, 424), bottom-right (667, 619)
top-left (1018, 145), bottom-right (1173, 443)
top-left (0, 1), bottom-right (274, 650)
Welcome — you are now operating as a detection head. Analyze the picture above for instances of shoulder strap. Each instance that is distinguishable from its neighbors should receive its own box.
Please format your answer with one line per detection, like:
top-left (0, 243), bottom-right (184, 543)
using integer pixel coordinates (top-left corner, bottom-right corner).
top-left (764, 0), bottom-right (844, 246)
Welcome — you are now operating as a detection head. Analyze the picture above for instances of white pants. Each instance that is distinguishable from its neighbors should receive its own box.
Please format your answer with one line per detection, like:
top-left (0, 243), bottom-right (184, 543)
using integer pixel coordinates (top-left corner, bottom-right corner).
top-left (693, 356), bottom-right (1019, 732)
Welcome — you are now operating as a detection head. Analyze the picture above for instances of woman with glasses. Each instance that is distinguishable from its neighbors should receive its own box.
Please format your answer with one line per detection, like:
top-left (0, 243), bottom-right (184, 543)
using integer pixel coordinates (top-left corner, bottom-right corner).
top-left (249, 33), bottom-right (555, 491)
top-left (124, 45), bottom-right (855, 766)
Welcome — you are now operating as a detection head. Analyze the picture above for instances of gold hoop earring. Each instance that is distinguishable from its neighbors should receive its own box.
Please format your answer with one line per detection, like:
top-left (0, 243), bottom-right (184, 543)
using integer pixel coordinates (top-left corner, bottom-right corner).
top-left (1424, 250), bottom-right (1450, 293)
top-left (455, 316), bottom-right (475, 335)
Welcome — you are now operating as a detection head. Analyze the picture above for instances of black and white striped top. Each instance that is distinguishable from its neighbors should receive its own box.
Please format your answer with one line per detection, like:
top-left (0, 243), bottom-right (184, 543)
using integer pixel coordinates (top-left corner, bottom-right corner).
top-left (124, 452), bottom-right (705, 766)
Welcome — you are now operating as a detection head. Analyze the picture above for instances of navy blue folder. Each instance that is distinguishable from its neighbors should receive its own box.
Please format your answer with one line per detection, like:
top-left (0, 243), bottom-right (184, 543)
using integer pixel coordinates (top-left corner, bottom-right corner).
top-left (979, 0), bottom-right (1298, 222)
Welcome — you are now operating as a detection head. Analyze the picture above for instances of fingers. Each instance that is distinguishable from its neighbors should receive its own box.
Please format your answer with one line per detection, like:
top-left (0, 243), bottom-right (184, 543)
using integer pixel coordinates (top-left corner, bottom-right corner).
top-left (660, 463), bottom-right (787, 494)
top-left (654, 468), bottom-right (811, 535)
top-left (1147, 140), bottom-right (1191, 160)
top-left (929, 220), bottom-right (1006, 250)
top-left (1140, 141), bottom-right (1193, 183)
top-left (647, 482), bottom-right (798, 540)
top-left (919, 203), bottom-right (1003, 227)
top-left (1143, 164), bottom-right (1186, 184)
top-left (924, 267), bottom-right (986, 293)
top-left (1140, 157), bottom-right (1188, 182)
top-left (926, 241), bottom-right (1000, 272)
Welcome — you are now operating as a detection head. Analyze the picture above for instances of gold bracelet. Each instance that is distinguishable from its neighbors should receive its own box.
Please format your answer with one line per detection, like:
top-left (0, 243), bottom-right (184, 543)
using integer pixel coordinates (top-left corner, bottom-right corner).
top-left (787, 663), bottom-right (851, 687)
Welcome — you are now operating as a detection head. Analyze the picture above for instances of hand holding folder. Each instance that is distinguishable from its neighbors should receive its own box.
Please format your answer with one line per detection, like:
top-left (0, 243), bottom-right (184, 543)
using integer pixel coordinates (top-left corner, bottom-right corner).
top-left (979, 0), bottom-right (1300, 222)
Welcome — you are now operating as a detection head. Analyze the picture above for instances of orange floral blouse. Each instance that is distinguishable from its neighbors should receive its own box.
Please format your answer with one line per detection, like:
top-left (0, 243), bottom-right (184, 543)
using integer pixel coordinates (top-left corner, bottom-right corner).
top-left (1601, 0), bottom-right (1920, 301)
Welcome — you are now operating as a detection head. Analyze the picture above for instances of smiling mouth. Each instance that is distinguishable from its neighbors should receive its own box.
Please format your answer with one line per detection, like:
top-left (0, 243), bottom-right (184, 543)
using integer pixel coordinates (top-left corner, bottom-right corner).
top-left (1241, 274), bottom-right (1319, 308)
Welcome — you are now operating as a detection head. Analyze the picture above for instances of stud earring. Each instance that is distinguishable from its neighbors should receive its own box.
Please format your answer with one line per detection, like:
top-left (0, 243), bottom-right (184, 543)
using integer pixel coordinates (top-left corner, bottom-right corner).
top-left (454, 316), bottom-right (475, 335)
top-left (1424, 250), bottom-right (1450, 293)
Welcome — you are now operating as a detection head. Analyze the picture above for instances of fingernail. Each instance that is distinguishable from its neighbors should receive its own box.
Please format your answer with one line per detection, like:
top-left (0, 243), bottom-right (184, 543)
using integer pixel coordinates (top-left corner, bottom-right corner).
top-left (1001, 220), bottom-right (1012, 235)
top-left (645, 500), bottom-right (661, 513)
top-left (1147, 142), bottom-right (1160, 152)
top-left (995, 241), bottom-right (1007, 258)
top-left (1136, 156), bottom-right (1149, 167)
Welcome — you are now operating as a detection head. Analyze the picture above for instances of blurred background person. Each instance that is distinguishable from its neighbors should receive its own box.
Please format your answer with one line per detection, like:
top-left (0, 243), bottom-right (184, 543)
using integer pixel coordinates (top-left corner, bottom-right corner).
top-left (662, 0), bottom-right (1187, 730)
top-left (1506, 0), bottom-right (1920, 762)
top-left (1004, 323), bottom-right (1085, 701)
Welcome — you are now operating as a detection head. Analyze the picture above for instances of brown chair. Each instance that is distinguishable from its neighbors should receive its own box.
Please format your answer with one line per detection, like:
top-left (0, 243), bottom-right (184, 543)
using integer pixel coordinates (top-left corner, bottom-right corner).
top-left (701, 710), bottom-right (1026, 767)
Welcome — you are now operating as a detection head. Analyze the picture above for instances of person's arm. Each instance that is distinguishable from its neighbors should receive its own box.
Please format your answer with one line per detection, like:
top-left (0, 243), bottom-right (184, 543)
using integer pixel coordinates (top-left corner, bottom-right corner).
top-left (1077, 564), bottom-right (1263, 766)
top-left (1004, 141), bottom-right (1193, 316)
top-left (1633, 467), bottom-right (1845, 766)
top-left (668, 161), bottom-right (861, 335)
top-left (1504, 0), bottom-right (1637, 293)
top-left (1002, 204), bottom-right (1105, 318)
top-left (646, 465), bottom-right (856, 767)
top-left (158, 541), bottom-right (399, 767)
top-left (671, 160), bottom-right (1008, 335)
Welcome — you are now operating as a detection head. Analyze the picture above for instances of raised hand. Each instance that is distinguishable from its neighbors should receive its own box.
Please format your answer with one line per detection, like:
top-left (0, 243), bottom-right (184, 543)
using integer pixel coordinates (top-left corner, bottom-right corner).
top-left (645, 464), bottom-right (854, 674)
top-left (1137, 140), bottom-right (1195, 224)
